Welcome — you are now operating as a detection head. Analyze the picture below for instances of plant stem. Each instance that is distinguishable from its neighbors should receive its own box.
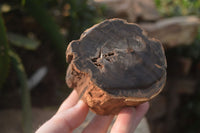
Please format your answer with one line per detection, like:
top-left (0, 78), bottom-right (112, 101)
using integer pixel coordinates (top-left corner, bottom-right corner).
top-left (9, 50), bottom-right (32, 133)
top-left (0, 13), bottom-right (10, 89)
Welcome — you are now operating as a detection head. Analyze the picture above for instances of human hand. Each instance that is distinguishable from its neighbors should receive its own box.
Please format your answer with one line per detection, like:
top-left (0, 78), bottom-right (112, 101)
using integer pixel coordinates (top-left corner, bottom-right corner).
top-left (36, 90), bottom-right (149, 133)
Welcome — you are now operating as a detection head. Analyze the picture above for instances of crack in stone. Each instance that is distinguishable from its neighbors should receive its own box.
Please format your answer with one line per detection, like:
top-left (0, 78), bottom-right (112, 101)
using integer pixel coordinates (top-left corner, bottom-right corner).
top-left (103, 52), bottom-right (115, 62)
top-left (91, 48), bottom-right (116, 69)
top-left (91, 48), bottom-right (103, 69)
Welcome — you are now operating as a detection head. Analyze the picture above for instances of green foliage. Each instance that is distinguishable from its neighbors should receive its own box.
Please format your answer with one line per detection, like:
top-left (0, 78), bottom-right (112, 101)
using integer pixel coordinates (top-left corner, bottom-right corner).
top-left (1, 0), bottom-right (103, 62)
top-left (155, 0), bottom-right (200, 16)
top-left (21, 0), bottom-right (26, 6)
top-left (0, 12), bottom-right (33, 133)
top-left (66, 0), bottom-right (102, 40)
top-left (0, 13), bottom-right (10, 89)
top-left (25, 0), bottom-right (66, 63)
top-left (8, 32), bottom-right (40, 50)
top-left (9, 50), bottom-right (32, 133)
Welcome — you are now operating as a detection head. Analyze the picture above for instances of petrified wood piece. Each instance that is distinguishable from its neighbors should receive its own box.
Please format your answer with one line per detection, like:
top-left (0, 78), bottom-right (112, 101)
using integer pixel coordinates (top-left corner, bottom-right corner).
top-left (66, 19), bottom-right (167, 115)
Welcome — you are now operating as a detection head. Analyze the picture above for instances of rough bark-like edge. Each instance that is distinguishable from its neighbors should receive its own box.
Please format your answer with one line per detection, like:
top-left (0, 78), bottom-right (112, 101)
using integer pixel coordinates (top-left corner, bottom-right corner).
top-left (66, 59), bottom-right (165, 115)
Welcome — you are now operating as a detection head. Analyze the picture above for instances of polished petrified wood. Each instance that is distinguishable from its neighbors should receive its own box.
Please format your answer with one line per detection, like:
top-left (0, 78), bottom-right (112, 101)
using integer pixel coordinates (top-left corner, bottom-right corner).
top-left (66, 19), bottom-right (167, 115)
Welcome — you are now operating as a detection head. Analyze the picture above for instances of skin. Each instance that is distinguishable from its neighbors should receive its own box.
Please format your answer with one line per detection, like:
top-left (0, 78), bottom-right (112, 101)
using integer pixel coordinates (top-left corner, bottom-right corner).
top-left (36, 90), bottom-right (149, 133)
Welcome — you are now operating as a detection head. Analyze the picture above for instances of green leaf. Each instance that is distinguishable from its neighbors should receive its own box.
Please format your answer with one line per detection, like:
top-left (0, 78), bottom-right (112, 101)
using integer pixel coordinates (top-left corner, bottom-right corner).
top-left (0, 13), bottom-right (10, 89)
top-left (7, 32), bottom-right (40, 50)
top-left (9, 50), bottom-right (32, 133)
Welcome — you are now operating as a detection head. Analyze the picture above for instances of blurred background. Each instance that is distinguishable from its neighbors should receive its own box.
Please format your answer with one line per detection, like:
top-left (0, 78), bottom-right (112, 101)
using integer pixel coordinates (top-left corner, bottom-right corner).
top-left (0, 0), bottom-right (200, 133)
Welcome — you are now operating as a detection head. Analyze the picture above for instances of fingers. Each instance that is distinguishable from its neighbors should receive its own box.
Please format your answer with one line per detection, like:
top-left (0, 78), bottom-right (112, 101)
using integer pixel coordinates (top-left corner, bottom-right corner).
top-left (110, 102), bottom-right (149, 133)
top-left (57, 90), bottom-right (79, 113)
top-left (134, 102), bottom-right (150, 127)
top-left (110, 107), bottom-right (136, 133)
top-left (37, 89), bottom-right (149, 133)
top-left (83, 102), bottom-right (149, 133)
top-left (83, 114), bottom-right (114, 133)
top-left (36, 100), bottom-right (89, 133)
